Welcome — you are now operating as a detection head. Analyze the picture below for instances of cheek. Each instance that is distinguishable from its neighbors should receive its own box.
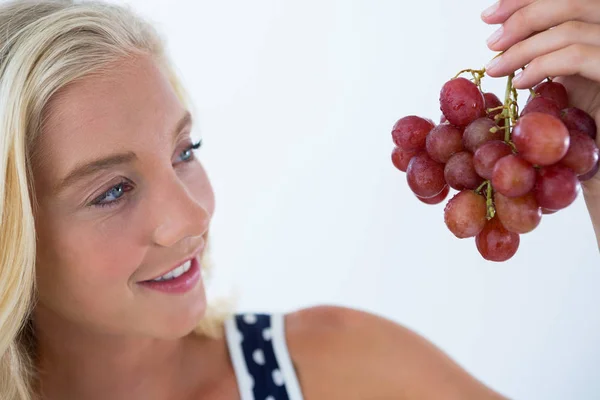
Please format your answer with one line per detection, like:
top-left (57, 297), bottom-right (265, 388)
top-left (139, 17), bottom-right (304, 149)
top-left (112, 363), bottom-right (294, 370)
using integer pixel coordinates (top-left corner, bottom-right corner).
top-left (91, 217), bottom-right (147, 278)
top-left (36, 211), bottom-right (146, 307)
top-left (53, 221), bottom-right (140, 274)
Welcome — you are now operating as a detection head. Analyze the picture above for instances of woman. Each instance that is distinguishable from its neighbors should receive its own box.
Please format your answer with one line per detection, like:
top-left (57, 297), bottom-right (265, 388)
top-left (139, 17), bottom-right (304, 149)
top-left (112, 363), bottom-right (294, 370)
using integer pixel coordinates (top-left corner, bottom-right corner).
top-left (0, 0), bottom-right (597, 398)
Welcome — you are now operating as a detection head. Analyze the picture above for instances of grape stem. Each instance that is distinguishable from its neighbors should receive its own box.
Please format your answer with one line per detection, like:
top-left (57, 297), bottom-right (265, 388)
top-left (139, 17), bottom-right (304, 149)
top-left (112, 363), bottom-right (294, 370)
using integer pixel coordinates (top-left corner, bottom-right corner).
top-left (503, 72), bottom-right (514, 143)
top-left (487, 105), bottom-right (505, 114)
top-left (486, 181), bottom-right (495, 220)
top-left (475, 180), bottom-right (488, 194)
top-left (475, 180), bottom-right (496, 220)
top-left (501, 72), bottom-right (520, 154)
top-left (453, 68), bottom-right (486, 90)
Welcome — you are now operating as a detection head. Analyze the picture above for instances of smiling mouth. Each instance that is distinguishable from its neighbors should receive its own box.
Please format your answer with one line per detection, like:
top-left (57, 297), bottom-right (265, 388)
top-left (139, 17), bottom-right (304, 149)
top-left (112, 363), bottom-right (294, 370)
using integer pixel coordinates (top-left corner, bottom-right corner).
top-left (137, 257), bottom-right (201, 294)
top-left (140, 240), bottom-right (205, 284)
top-left (146, 259), bottom-right (193, 282)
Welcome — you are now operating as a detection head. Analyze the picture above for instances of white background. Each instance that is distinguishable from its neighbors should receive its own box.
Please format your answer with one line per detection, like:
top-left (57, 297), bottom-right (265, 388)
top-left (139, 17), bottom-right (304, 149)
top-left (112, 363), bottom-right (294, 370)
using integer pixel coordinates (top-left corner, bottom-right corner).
top-left (115, 1), bottom-right (599, 399)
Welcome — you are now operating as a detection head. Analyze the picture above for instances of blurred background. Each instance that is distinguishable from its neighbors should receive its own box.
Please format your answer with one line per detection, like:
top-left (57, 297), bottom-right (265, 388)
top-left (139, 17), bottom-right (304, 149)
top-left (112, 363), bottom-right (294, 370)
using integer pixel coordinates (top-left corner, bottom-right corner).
top-left (110, 1), bottom-right (599, 398)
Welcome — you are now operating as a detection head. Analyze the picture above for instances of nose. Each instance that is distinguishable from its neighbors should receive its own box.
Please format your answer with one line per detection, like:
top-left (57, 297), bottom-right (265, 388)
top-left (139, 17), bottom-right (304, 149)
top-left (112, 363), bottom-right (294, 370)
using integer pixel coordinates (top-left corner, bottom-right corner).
top-left (151, 173), bottom-right (211, 249)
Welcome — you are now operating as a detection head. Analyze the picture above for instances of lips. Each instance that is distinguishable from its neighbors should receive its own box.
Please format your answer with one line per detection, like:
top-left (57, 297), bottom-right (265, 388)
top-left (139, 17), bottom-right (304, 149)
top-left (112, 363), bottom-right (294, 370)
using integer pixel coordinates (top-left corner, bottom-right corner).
top-left (141, 245), bottom-right (204, 283)
top-left (148, 259), bottom-right (192, 282)
top-left (137, 257), bottom-right (201, 294)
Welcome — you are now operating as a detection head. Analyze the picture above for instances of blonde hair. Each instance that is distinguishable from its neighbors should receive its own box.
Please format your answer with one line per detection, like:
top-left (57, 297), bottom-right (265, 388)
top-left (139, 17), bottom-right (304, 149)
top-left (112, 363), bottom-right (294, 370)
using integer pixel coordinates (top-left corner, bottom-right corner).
top-left (0, 1), bottom-right (229, 398)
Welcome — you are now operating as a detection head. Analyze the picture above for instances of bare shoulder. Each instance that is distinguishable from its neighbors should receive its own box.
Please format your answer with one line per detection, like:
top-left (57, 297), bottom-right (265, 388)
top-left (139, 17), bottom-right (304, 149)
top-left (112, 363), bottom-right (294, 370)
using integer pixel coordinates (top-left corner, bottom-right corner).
top-left (284, 305), bottom-right (507, 400)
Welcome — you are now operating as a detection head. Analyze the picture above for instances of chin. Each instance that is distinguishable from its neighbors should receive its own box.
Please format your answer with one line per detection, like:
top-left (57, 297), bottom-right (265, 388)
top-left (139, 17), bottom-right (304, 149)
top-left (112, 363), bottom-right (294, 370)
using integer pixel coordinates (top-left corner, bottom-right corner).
top-left (141, 280), bottom-right (208, 339)
top-left (156, 295), bottom-right (208, 339)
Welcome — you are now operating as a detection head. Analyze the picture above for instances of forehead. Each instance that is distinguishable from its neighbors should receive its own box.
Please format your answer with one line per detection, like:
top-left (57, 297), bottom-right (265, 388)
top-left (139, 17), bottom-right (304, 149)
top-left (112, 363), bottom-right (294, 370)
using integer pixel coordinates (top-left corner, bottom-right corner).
top-left (37, 55), bottom-right (184, 175)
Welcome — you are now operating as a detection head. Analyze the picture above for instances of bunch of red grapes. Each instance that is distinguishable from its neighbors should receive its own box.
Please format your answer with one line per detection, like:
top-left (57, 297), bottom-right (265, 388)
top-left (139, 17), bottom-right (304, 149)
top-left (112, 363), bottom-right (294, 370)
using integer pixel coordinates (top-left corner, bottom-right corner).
top-left (391, 71), bottom-right (599, 262)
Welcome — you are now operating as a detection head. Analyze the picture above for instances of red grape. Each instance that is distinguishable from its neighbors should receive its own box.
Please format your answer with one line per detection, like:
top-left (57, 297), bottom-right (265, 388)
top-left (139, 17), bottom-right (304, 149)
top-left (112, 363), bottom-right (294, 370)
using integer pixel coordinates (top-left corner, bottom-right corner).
top-left (534, 165), bottom-right (580, 210)
top-left (473, 140), bottom-right (513, 180)
top-left (560, 130), bottom-right (599, 175)
top-left (528, 81), bottom-right (569, 110)
top-left (426, 124), bottom-right (464, 163)
top-left (520, 96), bottom-right (561, 119)
top-left (391, 76), bottom-right (586, 261)
top-left (440, 77), bottom-right (486, 127)
top-left (444, 190), bottom-right (487, 238)
top-left (579, 161), bottom-right (600, 182)
top-left (476, 217), bottom-right (520, 262)
top-left (561, 107), bottom-right (597, 139)
top-left (406, 153), bottom-right (446, 198)
top-left (392, 116), bottom-right (435, 150)
top-left (444, 152), bottom-right (484, 190)
top-left (492, 154), bottom-right (536, 198)
top-left (417, 185), bottom-right (449, 205)
top-left (391, 147), bottom-right (420, 172)
top-left (463, 118), bottom-right (503, 152)
top-left (494, 192), bottom-right (542, 234)
top-left (512, 112), bottom-right (570, 166)
top-left (484, 92), bottom-right (505, 127)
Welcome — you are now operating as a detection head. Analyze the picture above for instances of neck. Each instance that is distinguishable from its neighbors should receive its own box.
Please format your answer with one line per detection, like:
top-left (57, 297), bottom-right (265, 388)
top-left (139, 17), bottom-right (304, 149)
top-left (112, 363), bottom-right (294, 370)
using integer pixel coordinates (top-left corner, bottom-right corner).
top-left (34, 306), bottom-right (193, 400)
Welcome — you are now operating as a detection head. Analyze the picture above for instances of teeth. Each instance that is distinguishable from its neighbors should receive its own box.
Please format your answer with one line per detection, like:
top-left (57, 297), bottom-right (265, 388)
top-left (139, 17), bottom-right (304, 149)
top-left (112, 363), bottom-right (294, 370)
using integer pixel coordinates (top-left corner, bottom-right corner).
top-left (163, 271), bottom-right (174, 280)
top-left (151, 260), bottom-right (192, 282)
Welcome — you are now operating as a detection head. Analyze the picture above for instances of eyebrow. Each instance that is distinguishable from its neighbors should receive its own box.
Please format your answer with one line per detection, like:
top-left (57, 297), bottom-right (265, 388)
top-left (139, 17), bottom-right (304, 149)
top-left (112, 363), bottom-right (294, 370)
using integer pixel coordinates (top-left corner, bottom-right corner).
top-left (54, 111), bottom-right (193, 194)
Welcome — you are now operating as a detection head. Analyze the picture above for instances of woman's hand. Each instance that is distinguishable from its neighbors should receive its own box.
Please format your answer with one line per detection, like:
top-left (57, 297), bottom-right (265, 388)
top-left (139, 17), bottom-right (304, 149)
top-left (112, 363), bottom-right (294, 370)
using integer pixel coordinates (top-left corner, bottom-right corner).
top-left (481, 0), bottom-right (600, 247)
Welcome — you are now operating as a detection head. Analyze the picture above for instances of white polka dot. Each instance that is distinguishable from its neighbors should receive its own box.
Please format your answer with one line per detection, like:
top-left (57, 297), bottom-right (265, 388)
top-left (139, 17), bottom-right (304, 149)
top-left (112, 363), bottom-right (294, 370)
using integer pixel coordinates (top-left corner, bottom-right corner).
top-left (253, 348), bottom-right (266, 365)
top-left (243, 314), bottom-right (257, 324)
top-left (262, 327), bottom-right (272, 341)
top-left (265, 396), bottom-right (275, 400)
top-left (272, 368), bottom-right (285, 386)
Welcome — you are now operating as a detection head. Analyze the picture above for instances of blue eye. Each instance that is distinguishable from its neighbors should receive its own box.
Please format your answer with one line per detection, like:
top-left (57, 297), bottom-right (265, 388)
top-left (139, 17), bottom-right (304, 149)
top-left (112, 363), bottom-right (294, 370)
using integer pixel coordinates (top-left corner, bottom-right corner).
top-left (90, 140), bottom-right (202, 209)
top-left (92, 180), bottom-right (133, 208)
top-left (178, 140), bottom-right (202, 163)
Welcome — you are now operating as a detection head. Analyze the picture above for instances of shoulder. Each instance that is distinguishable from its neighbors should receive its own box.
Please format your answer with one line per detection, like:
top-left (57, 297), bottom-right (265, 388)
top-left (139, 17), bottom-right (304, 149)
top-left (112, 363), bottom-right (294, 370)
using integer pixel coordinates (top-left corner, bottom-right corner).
top-left (284, 305), bottom-right (507, 400)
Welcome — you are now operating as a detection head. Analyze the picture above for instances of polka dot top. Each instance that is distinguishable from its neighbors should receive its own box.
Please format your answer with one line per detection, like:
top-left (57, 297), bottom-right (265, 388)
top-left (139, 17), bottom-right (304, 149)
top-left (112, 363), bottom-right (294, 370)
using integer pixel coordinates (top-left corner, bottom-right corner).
top-left (224, 313), bottom-right (304, 400)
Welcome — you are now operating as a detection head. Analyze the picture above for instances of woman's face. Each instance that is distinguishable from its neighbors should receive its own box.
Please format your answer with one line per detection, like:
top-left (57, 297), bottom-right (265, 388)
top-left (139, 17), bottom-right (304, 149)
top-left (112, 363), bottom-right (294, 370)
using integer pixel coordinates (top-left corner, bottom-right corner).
top-left (31, 54), bottom-right (215, 339)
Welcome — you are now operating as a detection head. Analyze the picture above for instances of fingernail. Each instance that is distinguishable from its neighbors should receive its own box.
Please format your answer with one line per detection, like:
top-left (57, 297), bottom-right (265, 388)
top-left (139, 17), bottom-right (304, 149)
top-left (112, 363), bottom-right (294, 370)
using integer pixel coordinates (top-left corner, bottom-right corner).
top-left (487, 26), bottom-right (503, 46)
top-left (482, 1), bottom-right (499, 18)
top-left (513, 71), bottom-right (523, 84)
top-left (486, 55), bottom-right (502, 71)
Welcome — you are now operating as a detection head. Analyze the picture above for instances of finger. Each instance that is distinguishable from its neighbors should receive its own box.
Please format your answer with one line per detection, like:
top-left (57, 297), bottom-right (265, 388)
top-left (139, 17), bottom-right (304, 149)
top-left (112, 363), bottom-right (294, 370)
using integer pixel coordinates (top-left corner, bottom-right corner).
top-left (486, 0), bottom-right (600, 51)
top-left (481, 0), bottom-right (537, 25)
top-left (510, 44), bottom-right (600, 89)
top-left (486, 21), bottom-right (600, 77)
